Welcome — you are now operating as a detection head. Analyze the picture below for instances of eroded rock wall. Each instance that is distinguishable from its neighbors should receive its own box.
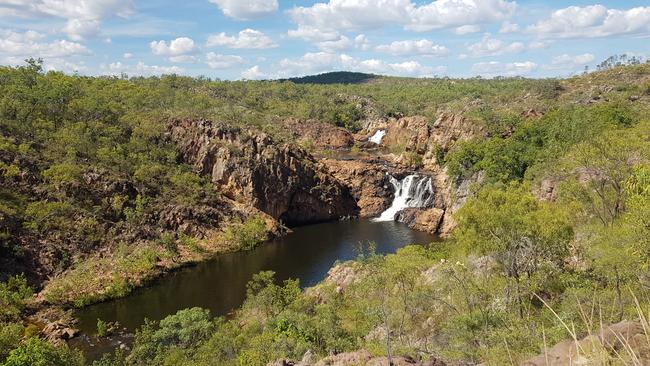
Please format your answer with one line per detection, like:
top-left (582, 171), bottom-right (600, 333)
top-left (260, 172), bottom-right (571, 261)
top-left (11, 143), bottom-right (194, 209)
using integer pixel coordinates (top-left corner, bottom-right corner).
top-left (169, 119), bottom-right (359, 226)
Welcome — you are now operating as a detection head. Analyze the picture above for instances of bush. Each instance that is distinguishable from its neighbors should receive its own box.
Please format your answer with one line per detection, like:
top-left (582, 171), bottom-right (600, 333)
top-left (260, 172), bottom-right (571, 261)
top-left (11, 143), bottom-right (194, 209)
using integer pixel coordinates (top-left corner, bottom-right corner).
top-left (0, 322), bottom-right (24, 361)
top-left (2, 337), bottom-right (83, 366)
top-left (0, 275), bottom-right (32, 322)
top-left (223, 215), bottom-right (268, 250)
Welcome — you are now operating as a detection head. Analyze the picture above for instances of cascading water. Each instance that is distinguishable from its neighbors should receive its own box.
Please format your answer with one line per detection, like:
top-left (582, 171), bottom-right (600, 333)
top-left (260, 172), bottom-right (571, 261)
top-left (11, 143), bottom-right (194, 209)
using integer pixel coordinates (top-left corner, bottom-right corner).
top-left (368, 129), bottom-right (386, 144)
top-left (372, 174), bottom-right (435, 222)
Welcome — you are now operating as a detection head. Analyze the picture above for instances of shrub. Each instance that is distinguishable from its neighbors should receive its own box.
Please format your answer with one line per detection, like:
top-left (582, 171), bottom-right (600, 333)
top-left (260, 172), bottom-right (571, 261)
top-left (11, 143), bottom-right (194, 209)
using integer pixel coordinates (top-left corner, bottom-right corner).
top-left (2, 337), bottom-right (83, 366)
top-left (223, 215), bottom-right (268, 251)
top-left (0, 275), bottom-right (32, 322)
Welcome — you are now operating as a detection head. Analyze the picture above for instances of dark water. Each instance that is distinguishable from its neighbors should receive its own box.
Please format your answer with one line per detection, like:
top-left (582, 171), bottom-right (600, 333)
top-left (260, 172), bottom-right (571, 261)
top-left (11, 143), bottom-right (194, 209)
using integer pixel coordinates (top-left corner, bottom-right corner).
top-left (75, 219), bottom-right (435, 334)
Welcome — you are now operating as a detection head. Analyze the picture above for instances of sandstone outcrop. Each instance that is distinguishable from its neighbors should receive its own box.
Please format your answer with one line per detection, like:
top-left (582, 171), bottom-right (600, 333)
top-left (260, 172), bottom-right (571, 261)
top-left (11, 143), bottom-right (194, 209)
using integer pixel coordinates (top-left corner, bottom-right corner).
top-left (169, 119), bottom-right (359, 226)
top-left (268, 349), bottom-right (447, 366)
top-left (396, 208), bottom-right (445, 234)
top-left (523, 320), bottom-right (650, 366)
top-left (284, 118), bottom-right (354, 150)
top-left (322, 158), bottom-right (393, 217)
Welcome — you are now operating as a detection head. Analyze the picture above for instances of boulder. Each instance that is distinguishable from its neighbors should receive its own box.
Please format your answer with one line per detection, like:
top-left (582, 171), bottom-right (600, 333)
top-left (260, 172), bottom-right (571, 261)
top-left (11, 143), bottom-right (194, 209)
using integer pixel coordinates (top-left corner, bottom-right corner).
top-left (522, 320), bottom-right (650, 366)
top-left (395, 208), bottom-right (445, 234)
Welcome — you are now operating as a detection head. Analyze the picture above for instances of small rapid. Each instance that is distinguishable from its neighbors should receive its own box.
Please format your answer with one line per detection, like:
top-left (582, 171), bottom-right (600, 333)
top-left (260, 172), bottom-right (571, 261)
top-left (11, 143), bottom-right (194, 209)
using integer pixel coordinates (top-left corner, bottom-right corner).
top-left (373, 174), bottom-right (435, 222)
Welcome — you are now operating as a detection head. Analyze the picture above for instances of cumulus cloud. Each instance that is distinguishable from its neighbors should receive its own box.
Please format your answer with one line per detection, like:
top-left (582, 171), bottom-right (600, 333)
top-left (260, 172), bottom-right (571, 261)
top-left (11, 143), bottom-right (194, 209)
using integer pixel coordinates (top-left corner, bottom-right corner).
top-left (0, 29), bottom-right (91, 58)
top-left (209, 0), bottom-right (278, 20)
top-left (206, 29), bottom-right (277, 49)
top-left (287, 26), bottom-right (341, 42)
top-left (499, 21), bottom-right (520, 33)
top-left (102, 61), bottom-right (183, 76)
top-left (241, 65), bottom-right (265, 80)
top-left (287, 0), bottom-right (516, 36)
top-left (472, 61), bottom-right (537, 77)
top-left (317, 34), bottom-right (369, 52)
top-left (206, 52), bottom-right (244, 69)
top-left (466, 34), bottom-right (524, 57)
top-left (275, 52), bottom-right (445, 78)
top-left (544, 53), bottom-right (595, 71)
top-left (375, 39), bottom-right (449, 57)
top-left (407, 0), bottom-right (516, 32)
top-left (454, 25), bottom-right (481, 35)
top-left (150, 37), bottom-right (197, 63)
top-left (150, 37), bottom-right (196, 56)
top-left (0, 0), bottom-right (134, 40)
top-left (528, 5), bottom-right (650, 39)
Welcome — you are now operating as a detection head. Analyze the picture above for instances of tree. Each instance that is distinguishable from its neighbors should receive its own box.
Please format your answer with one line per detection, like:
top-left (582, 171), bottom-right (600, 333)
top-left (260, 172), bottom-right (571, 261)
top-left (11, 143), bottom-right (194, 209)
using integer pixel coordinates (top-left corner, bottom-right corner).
top-left (455, 183), bottom-right (574, 316)
top-left (561, 126), bottom-right (649, 226)
top-left (2, 337), bottom-right (83, 366)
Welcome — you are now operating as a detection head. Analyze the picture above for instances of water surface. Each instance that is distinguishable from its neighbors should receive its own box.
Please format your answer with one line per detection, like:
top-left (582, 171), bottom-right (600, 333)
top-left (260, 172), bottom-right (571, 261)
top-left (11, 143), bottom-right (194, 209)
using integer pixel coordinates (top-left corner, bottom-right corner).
top-left (76, 219), bottom-right (435, 333)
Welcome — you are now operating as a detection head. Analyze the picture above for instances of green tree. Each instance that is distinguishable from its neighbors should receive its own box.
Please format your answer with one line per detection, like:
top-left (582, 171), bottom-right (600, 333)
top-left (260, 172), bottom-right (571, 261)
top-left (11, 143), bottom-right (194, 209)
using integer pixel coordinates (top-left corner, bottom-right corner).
top-left (455, 183), bottom-right (574, 316)
top-left (2, 337), bottom-right (83, 366)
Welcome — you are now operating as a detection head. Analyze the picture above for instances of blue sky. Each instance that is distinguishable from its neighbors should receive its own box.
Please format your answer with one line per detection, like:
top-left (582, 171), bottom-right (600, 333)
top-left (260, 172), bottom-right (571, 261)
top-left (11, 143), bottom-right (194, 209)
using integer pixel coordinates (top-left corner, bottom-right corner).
top-left (1, 0), bottom-right (649, 79)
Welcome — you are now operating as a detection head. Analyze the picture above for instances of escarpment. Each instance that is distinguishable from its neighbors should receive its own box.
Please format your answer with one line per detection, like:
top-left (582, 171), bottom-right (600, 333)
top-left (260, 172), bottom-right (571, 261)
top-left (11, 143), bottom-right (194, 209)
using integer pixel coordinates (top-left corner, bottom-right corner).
top-left (169, 119), bottom-right (359, 226)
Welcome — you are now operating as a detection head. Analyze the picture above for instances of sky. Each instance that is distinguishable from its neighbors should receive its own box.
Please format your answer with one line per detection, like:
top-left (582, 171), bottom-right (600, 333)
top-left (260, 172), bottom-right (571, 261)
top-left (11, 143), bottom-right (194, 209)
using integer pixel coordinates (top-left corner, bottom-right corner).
top-left (0, 0), bottom-right (649, 80)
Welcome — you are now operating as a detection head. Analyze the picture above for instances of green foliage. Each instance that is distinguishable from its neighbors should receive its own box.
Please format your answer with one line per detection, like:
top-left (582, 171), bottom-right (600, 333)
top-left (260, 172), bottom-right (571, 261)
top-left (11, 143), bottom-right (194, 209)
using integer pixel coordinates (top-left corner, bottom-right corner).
top-left (0, 276), bottom-right (32, 322)
top-left (0, 323), bottom-right (23, 361)
top-left (96, 319), bottom-right (108, 337)
top-left (223, 215), bottom-right (268, 250)
top-left (2, 337), bottom-right (83, 366)
top-left (129, 308), bottom-right (215, 365)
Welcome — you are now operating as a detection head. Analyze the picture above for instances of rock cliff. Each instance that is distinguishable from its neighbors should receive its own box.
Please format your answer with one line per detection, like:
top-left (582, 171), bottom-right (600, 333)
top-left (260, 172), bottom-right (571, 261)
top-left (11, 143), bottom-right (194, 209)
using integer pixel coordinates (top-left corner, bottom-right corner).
top-left (169, 119), bottom-right (359, 226)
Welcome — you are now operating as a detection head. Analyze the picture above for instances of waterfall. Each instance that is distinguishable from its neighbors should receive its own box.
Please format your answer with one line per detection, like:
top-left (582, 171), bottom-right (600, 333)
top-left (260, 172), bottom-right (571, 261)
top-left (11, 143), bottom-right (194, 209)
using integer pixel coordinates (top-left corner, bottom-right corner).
top-left (372, 174), bottom-right (435, 222)
top-left (368, 129), bottom-right (386, 145)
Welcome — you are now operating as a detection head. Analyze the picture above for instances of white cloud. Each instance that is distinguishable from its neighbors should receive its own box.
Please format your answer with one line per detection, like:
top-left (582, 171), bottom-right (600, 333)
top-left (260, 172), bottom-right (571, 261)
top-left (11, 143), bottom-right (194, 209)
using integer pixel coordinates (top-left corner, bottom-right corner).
top-left (544, 53), bottom-right (595, 71)
top-left (408, 0), bottom-right (516, 32)
top-left (528, 5), bottom-right (650, 39)
top-left (63, 19), bottom-right (100, 41)
top-left (454, 25), bottom-right (480, 35)
top-left (209, 0), bottom-right (278, 20)
top-left (0, 0), bottom-right (134, 40)
top-left (206, 52), bottom-right (244, 69)
top-left (472, 61), bottom-right (537, 77)
top-left (466, 33), bottom-right (524, 57)
top-left (317, 34), bottom-right (369, 52)
top-left (241, 65), bottom-right (265, 80)
top-left (376, 39), bottom-right (449, 57)
top-left (123, 52), bottom-right (133, 59)
top-left (102, 61), bottom-right (183, 76)
top-left (150, 37), bottom-right (196, 57)
top-left (0, 29), bottom-right (91, 58)
top-left (287, 26), bottom-right (340, 42)
top-left (499, 21), bottom-right (520, 33)
top-left (287, 0), bottom-right (516, 35)
top-left (206, 29), bottom-right (277, 49)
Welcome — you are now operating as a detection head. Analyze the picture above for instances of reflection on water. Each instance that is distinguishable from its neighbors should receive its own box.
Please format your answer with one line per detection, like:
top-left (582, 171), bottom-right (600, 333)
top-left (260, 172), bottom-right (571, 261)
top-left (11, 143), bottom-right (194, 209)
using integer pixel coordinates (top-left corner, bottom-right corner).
top-left (75, 219), bottom-right (435, 333)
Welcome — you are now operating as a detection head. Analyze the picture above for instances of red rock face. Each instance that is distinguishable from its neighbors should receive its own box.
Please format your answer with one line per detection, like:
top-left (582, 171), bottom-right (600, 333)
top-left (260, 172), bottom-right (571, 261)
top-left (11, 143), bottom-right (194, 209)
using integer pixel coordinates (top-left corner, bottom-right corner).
top-left (169, 119), bottom-right (359, 226)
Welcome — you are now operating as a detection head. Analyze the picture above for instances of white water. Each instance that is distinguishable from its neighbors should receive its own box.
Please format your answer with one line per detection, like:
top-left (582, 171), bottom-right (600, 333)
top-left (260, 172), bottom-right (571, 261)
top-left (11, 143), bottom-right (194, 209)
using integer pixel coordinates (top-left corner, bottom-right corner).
top-left (368, 129), bottom-right (386, 145)
top-left (372, 174), bottom-right (435, 222)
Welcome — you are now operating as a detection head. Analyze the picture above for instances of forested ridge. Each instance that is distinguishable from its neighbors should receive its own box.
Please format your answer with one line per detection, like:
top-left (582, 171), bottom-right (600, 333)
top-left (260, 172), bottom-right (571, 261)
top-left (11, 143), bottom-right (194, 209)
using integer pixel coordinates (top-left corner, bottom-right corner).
top-left (1, 59), bottom-right (650, 365)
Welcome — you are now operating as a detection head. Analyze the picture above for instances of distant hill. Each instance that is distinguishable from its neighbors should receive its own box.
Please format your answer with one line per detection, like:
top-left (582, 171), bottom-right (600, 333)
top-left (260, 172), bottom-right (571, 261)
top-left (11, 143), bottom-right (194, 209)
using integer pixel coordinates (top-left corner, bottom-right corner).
top-left (285, 71), bottom-right (379, 84)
